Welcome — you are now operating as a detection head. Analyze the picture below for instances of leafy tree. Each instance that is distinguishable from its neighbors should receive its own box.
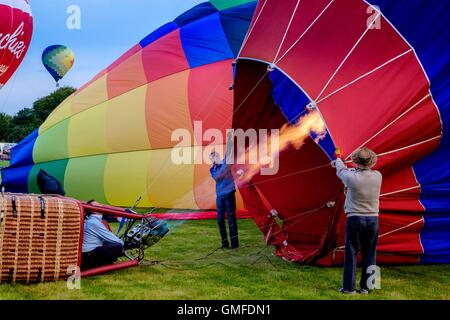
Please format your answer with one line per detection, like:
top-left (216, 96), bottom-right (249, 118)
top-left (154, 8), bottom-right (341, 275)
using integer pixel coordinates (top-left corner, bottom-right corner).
top-left (0, 113), bottom-right (13, 142)
top-left (33, 86), bottom-right (76, 122)
top-left (7, 108), bottom-right (40, 142)
top-left (2, 86), bottom-right (76, 142)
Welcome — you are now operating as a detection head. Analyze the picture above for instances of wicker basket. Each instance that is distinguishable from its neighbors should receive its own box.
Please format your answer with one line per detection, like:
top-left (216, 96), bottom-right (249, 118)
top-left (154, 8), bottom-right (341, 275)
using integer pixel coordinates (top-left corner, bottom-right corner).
top-left (0, 194), bottom-right (82, 284)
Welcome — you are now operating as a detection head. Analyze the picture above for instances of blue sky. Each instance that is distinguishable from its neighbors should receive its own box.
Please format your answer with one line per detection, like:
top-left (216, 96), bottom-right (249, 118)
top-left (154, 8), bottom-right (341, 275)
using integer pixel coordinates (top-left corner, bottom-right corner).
top-left (0, 0), bottom-right (203, 115)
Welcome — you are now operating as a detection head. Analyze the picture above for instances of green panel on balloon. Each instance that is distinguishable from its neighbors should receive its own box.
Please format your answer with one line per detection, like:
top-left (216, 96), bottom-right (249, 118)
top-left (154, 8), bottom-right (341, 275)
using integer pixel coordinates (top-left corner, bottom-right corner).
top-left (33, 118), bottom-right (69, 163)
top-left (210, 0), bottom-right (254, 10)
top-left (64, 155), bottom-right (108, 203)
top-left (28, 159), bottom-right (69, 194)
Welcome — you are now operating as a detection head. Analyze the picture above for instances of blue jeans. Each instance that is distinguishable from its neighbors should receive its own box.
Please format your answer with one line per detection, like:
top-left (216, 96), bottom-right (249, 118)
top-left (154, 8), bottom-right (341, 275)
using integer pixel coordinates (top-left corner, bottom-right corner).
top-left (216, 192), bottom-right (239, 248)
top-left (343, 215), bottom-right (379, 291)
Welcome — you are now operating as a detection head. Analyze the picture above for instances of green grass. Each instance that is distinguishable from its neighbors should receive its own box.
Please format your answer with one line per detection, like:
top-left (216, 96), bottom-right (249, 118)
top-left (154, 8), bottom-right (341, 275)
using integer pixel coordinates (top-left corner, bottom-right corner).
top-left (0, 219), bottom-right (449, 300)
top-left (0, 160), bottom-right (9, 185)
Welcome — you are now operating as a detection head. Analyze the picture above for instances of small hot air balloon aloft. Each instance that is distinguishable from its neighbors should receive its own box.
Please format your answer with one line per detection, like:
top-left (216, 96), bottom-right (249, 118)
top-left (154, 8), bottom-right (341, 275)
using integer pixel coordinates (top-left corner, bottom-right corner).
top-left (42, 45), bottom-right (74, 87)
top-left (0, 0), bottom-right (33, 90)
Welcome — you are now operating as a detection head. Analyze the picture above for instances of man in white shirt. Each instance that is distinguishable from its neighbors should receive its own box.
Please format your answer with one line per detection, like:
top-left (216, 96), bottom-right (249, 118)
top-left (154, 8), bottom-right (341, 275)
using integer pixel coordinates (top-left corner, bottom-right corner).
top-left (81, 201), bottom-right (124, 270)
top-left (333, 147), bottom-right (382, 294)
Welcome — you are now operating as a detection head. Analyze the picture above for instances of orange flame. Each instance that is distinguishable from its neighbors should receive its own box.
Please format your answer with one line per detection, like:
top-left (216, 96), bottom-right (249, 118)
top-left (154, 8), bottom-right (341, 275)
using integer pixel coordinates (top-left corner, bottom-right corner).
top-left (237, 110), bottom-right (326, 182)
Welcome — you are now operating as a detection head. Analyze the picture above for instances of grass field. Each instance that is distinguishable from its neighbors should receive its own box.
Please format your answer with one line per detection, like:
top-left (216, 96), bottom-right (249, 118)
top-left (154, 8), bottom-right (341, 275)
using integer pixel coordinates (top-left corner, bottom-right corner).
top-left (0, 160), bottom-right (9, 185)
top-left (0, 219), bottom-right (449, 300)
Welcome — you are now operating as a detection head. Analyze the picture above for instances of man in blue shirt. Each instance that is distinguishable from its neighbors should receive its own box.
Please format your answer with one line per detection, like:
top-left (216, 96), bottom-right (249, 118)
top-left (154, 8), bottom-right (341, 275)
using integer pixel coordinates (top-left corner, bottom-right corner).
top-left (210, 133), bottom-right (239, 249)
top-left (81, 201), bottom-right (124, 270)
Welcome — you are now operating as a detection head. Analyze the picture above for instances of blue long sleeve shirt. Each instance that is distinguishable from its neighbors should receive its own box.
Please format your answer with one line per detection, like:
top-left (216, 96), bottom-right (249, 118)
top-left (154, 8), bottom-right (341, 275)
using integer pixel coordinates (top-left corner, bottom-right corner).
top-left (82, 215), bottom-right (124, 253)
top-left (210, 161), bottom-right (236, 197)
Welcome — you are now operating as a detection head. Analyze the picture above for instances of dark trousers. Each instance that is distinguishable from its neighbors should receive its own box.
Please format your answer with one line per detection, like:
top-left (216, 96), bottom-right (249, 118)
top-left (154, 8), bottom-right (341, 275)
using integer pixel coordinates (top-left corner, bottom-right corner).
top-left (343, 215), bottom-right (379, 291)
top-left (216, 192), bottom-right (239, 248)
top-left (81, 242), bottom-right (124, 271)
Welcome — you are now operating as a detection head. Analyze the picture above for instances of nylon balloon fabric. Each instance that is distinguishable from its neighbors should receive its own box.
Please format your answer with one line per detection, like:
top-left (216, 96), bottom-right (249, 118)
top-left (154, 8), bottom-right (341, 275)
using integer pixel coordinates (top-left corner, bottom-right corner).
top-left (2, 0), bottom-right (256, 211)
top-left (0, 0), bottom-right (33, 90)
top-left (234, 0), bottom-right (449, 265)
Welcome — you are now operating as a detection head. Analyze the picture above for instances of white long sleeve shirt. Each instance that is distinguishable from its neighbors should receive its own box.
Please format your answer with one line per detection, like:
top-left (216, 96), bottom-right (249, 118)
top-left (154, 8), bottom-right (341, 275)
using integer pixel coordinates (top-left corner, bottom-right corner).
top-left (335, 158), bottom-right (382, 217)
top-left (82, 215), bottom-right (124, 253)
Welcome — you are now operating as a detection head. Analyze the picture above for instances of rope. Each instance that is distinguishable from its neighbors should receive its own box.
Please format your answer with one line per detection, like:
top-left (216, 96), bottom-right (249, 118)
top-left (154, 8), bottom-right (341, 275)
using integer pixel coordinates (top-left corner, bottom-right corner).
top-left (141, 245), bottom-right (277, 270)
top-left (334, 217), bottom-right (424, 251)
top-left (380, 185), bottom-right (420, 198)
top-left (230, 71), bottom-right (269, 123)
top-left (272, 0), bottom-right (301, 63)
top-left (316, 49), bottom-right (413, 104)
top-left (275, 0), bottom-right (335, 64)
top-left (236, 0), bottom-right (269, 59)
top-left (376, 135), bottom-right (441, 158)
top-left (344, 93), bottom-right (430, 160)
top-left (315, 11), bottom-right (382, 101)
top-left (12, 197), bottom-right (21, 283)
top-left (41, 197), bottom-right (49, 282)
top-left (54, 198), bottom-right (64, 280)
top-left (26, 196), bottom-right (35, 284)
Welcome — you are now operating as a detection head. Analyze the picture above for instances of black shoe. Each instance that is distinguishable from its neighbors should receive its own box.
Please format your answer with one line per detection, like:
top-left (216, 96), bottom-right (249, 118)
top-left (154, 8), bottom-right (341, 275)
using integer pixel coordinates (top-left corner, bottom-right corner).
top-left (358, 289), bottom-right (369, 294)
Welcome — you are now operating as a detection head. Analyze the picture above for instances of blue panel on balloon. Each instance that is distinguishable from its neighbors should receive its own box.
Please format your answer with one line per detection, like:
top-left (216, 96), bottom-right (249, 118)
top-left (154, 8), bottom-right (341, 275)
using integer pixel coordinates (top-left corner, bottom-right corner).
top-left (9, 129), bottom-right (38, 167)
top-left (174, 2), bottom-right (217, 27)
top-left (269, 69), bottom-right (335, 159)
top-left (1, 165), bottom-right (32, 193)
top-left (219, 2), bottom-right (256, 57)
top-left (269, 69), bottom-right (310, 124)
top-left (140, 22), bottom-right (179, 48)
top-left (180, 12), bottom-right (234, 68)
top-left (420, 213), bottom-right (450, 264)
top-left (367, 1), bottom-right (449, 137)
top-left (368, 0), bottom-right (450, 263)
top-left (313, 130), bottom-right (336, 160)
top-left (367, 0), bottom-right (450, 169)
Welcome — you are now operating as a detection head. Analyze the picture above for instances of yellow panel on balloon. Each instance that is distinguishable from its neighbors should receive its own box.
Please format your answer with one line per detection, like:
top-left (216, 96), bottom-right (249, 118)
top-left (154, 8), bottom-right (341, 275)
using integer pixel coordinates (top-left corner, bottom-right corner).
top-left (147, 148), bottom-right (197, 209)
top-left (39, 93), bottom-right (74, 135)
top-left (104, 150), bottom-right (152, 208)
top-left (106, 85), bottom-right (150, 153)
top-left (68, 101), bottom-right (108, 158)
top-left (71, 72), bottom-right (108, 115)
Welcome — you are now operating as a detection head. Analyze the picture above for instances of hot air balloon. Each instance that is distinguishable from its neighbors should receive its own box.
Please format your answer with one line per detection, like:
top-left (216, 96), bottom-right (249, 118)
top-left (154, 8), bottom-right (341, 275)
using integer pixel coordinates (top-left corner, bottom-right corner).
top-left (42, 45), bottom-right (74, 86)
top-left (0, 0), bottom-right (33, 90)
top-left (231, 0), bottom-right (449, 265)
top-left (2, 0), bottom-right (257, 210)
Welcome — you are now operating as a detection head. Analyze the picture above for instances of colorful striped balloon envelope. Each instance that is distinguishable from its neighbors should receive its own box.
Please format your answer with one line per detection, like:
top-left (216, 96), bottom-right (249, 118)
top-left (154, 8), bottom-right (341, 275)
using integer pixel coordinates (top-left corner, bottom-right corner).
top-left (3, 0), bottom-right (257, 210)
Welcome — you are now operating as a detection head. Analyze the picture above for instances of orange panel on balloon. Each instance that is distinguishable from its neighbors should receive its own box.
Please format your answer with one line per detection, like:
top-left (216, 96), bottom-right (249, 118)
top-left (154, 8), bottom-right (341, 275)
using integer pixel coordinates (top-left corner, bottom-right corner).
top-left (146, 70), bottom-right (193, 149)
top-left (107, 49), bottom-right (147, 99)
top-left (142, 29), bottom-right (189, 83)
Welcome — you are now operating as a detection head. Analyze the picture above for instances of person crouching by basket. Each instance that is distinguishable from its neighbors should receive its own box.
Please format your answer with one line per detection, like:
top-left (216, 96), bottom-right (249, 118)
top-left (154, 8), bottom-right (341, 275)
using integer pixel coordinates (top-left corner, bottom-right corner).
top-left (333, 147), bottom-right (382, 294)
top-left (81, 201), bottom-right (124, 270)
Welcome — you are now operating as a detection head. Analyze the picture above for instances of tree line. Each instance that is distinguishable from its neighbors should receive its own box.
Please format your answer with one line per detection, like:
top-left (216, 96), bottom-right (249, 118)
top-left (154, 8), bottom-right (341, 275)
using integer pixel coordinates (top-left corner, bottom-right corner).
top-left (0, 87), bottom-right (76, 143)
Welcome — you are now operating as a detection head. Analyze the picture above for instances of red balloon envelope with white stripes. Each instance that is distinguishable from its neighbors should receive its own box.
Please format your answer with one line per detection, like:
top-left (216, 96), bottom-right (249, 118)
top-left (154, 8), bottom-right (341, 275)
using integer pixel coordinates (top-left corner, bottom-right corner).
top-left (234, 0), bottom-right (450, 265)
top-left (0, 0), bottom-right (33, 90)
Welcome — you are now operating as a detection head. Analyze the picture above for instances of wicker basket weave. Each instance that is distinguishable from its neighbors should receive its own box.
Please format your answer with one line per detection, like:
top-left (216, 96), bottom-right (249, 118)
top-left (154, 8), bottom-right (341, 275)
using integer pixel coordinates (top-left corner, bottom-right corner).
top-left (0, 194), bottom-right (81, 284)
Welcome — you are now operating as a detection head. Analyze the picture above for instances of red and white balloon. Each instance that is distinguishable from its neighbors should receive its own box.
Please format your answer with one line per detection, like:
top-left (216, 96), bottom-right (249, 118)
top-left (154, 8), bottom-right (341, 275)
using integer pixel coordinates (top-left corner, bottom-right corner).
top-left (0, 0), bottom-right (33, 90)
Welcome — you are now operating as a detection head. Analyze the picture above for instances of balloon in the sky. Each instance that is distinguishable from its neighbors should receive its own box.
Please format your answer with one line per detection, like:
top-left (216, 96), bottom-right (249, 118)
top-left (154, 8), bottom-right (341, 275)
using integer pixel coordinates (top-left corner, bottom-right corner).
top-left (3, 0), bottom-right (257, 209)
top-left (233, 0), bottom-right (449, 265)
top-left (42, 45), bottom-right (75, 86)
top-left (0, 0), bottom-right (33, 90)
